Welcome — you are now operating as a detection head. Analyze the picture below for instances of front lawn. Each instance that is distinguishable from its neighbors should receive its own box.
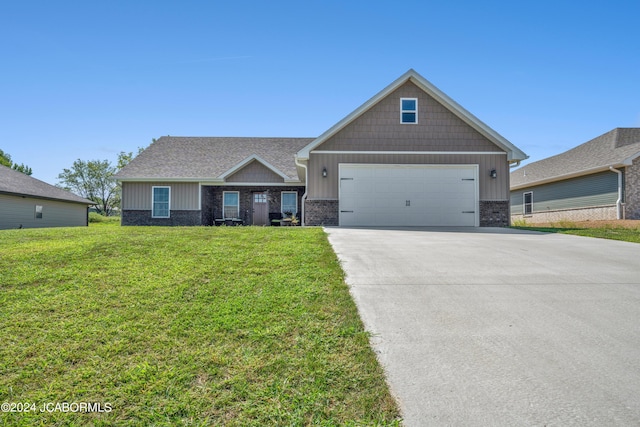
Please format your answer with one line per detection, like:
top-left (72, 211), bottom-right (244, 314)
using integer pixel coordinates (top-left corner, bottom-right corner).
top-left (0, 226), bottom-right (399, 426)
top-left (512, 220), bottom-right (640, 243)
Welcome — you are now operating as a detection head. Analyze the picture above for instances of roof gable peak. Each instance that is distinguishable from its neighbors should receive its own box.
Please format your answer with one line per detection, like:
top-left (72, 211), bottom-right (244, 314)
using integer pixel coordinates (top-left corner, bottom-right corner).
top-left (296, 69), bottom-right (527, 162)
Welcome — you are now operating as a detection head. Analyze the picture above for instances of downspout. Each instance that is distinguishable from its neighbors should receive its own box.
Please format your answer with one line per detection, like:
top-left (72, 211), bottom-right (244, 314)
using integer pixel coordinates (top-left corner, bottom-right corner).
top-left (295, 156), bottom-right (308, 226)
top-left (509, 160), bottom-right (521, 169)
top-left (609, 166), bottom-right (623, 220)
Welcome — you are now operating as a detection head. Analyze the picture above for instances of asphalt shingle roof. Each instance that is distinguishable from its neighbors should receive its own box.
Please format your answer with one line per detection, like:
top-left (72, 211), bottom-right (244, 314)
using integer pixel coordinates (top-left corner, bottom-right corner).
top-left (0, 165), bottom-right (94, 204)
top-left (115, 137), bottom-right (314, 180)
top-left (511, 128), bottom-right (640, 188)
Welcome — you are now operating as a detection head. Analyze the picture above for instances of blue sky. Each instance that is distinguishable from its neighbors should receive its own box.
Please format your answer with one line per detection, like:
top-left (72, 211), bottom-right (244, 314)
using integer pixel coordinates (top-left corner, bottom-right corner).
top-left (1, 1), bottom-right (639, 184)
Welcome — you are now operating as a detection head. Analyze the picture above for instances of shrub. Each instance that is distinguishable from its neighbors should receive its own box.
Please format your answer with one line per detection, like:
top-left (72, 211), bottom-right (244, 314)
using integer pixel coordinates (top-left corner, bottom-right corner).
top-left (89, 212), bottom-right (106, 223)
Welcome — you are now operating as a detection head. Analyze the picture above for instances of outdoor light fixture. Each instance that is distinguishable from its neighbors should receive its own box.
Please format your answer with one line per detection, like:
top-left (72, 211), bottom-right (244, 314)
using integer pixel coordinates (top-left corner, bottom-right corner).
top-left (322, 167), bottom-right (327, 178)
top-left (490, 169), bottom-right (497, 179)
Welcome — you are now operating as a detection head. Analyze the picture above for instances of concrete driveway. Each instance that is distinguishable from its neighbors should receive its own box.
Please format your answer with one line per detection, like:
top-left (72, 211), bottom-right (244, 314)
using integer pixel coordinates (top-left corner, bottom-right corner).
top-left (325, 227), bottom-right (640, 426)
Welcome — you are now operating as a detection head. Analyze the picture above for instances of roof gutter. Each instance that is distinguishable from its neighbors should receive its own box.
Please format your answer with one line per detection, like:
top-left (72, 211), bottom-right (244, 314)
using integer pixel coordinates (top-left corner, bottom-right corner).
top-left (609, 166), bottom-right (623, 220)
top-left (294, 156), bottom-right (308, 226)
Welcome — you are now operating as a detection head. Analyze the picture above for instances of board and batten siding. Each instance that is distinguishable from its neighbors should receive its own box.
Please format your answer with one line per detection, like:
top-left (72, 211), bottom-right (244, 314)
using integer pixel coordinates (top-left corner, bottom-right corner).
top-left (510, 171), bottom-right (620, 215)
top-left (121, 182), bottom-right (200, 210)
top-left (307, 152), bottom-right (509, 200)
top-left (0, 193), bottom-right (88, 229)
top-left (226, 160), bottom-right (285, 183)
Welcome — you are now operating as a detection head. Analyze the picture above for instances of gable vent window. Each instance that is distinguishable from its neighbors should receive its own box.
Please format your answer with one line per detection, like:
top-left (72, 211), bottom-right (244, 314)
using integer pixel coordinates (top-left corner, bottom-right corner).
top-left (401, 98), bottom-right (418, 124)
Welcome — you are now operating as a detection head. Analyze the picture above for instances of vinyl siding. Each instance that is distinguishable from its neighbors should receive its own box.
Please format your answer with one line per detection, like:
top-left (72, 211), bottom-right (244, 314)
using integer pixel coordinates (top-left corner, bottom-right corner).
top-left (510, 171), bottom-right (619, 215)
top-left (307, 152), bottom-right (509, 200)
top-left (0, 193), bottom-right (88, 229)
top-left (226, 160), bottom-right (285, 183)
top-left (122, 182), bottom-right (200, 210)
top-left (315, 81), bottom-right (504, 152)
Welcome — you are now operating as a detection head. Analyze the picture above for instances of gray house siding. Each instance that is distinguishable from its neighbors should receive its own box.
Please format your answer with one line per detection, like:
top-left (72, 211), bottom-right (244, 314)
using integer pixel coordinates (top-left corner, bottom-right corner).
top-left (120, 182), bottom-right (303, 226)
top-left (0, 193), bottom-right (88, 229)
top-left (307, 152), bottom-right (509, 200)
top-left (121, 182), bottom-right (201, 211)
top-left (304, 80), bottom-right (513, 227)
top-left (316, 81), bottom-right (504, 153)
top-left (510, 170), bottom-right (620, 221)
top-left (226, 160), bottom-right (285, 183)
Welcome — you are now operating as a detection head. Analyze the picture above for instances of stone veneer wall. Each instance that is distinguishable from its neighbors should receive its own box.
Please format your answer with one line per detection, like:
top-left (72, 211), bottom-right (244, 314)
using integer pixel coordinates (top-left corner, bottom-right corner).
top-left (479, 200), bottom-right (510, 227)
top-left (306, 199), bottom-right (509, 227)
top-left (511, 205), bottom-right (618, 224)
top-left (305, 199), bottom-right (339, 226)
top-left (206, 186), bottom-right (303, 226)
top-left (625, 159), bottom-right (640, 219)
top-left (122, 210), bottom-right (201, 226)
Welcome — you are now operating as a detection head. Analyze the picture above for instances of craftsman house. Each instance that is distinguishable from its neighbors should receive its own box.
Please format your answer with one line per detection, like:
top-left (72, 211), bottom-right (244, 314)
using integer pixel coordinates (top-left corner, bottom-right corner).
top-left (116, 69), bottom-right (528, 227)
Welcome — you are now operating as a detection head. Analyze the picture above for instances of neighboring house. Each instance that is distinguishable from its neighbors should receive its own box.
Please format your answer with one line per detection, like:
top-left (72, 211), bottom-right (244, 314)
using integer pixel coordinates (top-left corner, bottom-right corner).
top-left (0, 165), bottom-right (94, 229)
top-left (510, 128), bottom-right (640, 223)
top-left (116, 69), bottom-right (528, 227)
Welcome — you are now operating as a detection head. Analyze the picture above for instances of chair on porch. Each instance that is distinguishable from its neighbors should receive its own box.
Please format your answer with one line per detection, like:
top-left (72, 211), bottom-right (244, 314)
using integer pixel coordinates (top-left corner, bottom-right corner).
top-left (269, 212), bottom-right (283, 226)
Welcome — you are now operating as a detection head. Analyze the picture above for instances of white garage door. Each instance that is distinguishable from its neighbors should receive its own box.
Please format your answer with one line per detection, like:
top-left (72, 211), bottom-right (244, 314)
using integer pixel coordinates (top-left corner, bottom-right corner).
top-left (339, 164), bottom-right (478, 227)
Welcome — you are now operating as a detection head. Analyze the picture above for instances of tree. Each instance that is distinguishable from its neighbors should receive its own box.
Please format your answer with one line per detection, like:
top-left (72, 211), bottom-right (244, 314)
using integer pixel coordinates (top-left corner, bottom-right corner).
top-left (57, 147), bottom-right (146, 216)
top-left (58, 159), bottom-right (118, 216)
top-left (0, 149), bottom-right (33, 175)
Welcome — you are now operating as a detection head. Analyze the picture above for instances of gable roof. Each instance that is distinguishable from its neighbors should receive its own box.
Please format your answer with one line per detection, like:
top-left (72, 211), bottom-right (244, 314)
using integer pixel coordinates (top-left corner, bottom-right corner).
top-left (218, 155), bottom-right (291, 181)
top-left (296, 69), bottom-right (528, 162)
top-left (511, 128), bottom-right (640, 190)
top-left (115, 137), bottom-right (313, 182)
top-left (0, 165), bottom-right (94, 204)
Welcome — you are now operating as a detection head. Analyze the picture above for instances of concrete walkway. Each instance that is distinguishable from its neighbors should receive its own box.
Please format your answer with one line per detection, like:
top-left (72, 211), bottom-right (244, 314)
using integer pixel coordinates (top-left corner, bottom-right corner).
top-left (325, 227), bottom-right (640, 426)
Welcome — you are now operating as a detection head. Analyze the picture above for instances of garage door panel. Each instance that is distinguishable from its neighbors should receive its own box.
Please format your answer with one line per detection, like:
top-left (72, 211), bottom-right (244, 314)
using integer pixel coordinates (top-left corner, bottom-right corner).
top-left (339, 164), bottom-right (478, 227)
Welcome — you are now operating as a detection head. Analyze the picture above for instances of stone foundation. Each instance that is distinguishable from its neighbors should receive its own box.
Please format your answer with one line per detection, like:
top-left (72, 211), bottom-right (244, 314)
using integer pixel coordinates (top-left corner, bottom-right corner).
top-left (625, 159), bottom-right (640, 219)
top-left (122, 210), bottom-right (201, 226)
top-left (305, 199), bottom-right (339, 226)
top-left (479, 200), bottom-right (510, 227)
top-left (511, 205), bottom-right (618, 224)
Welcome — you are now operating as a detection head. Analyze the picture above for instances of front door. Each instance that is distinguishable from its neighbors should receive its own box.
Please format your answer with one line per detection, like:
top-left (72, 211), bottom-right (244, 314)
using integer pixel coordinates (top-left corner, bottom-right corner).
top-left (252, 192), bottom-right (268, 225)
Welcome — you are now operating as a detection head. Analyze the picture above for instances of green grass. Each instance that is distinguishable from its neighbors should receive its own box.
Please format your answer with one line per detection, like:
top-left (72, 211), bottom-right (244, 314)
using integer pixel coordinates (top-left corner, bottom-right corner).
top-left (0, 226), bottom-right (400, 426)
top-left (512, 224), bottom-right (640, 243)
top-left (88, 213), bottom-right (121, 226)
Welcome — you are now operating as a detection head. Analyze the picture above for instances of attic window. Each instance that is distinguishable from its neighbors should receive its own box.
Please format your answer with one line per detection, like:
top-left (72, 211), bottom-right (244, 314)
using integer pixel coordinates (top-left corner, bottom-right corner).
top-left (401, 98), bottom-right (417, 124)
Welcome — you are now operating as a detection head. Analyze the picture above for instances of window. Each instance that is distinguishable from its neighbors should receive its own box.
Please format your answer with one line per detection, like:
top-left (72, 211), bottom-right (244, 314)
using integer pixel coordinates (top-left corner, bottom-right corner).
top-left (35, 205), bottom-right (43, 219)
top-left (281, 191), bottom-right (297, 216)
top-left (253, 193), bottom-right (266, 203)
top-left (152, 186), bottom-right (170, 218)
top-left (223, 191), bottom-right (239, 218)
top-left (401, 98), bottom-right (417, 124)
top-left (523, 192), bottom-right (533, 215)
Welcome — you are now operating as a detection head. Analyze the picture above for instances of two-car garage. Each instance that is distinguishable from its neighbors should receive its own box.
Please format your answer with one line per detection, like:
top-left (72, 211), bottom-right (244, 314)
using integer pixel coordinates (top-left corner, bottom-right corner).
top-left (338, 164), bottom-right (479, 227)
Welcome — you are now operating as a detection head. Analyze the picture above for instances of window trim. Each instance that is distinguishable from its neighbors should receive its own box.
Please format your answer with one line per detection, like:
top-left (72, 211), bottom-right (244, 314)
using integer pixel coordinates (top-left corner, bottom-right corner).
top-left (223, 191), bottom-right (240, 219)
top-left (281, 191), bottom-right (298, 217)
top-left (400, 97), bottom-right (418, 124)
top-left (523, 191), bottom-right (533, 215)
top-left (152, 186), bottom-right (171, 218)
